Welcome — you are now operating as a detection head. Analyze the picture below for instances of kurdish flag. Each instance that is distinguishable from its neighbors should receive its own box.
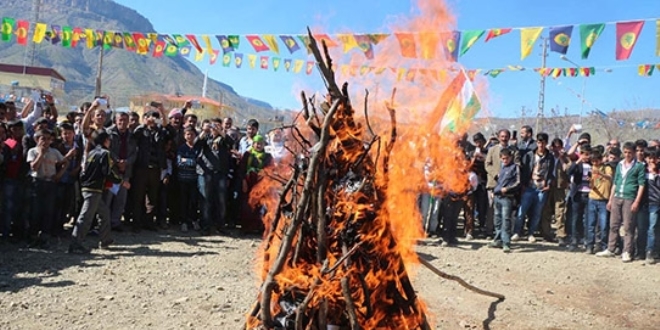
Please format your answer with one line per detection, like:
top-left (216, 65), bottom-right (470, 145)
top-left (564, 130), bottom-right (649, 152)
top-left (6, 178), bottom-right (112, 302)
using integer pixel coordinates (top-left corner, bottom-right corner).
top-left (436, 69), bottom-right (481, 133)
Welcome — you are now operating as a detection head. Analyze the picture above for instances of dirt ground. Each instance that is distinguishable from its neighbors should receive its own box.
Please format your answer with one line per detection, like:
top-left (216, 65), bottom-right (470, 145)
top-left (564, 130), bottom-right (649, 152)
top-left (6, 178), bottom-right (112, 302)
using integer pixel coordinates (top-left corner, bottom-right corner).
top-left (1, 231), bottom-right (659, 330)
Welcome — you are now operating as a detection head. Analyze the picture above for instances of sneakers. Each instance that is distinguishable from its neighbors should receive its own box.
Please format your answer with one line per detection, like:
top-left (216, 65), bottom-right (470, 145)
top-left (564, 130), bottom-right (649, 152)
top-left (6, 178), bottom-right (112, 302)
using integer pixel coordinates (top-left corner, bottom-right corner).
top-left (511, 234), bottom-right (520, 242)
top-left (465, 233), bottom-right (474, 241)
top-left (621, 252), bottom-right (632, 263)
top-left (68, 242), bottom-right (91, 254)
top-left (181, 223), bottom-right (189, 232)
top-left (595, 249), bottom-right (616, 257)
top-left (585, 246), bottom-right (594, 255)
top-left (646, 251), bottom-right (656, 265)
top-left (527, 235), bottom-right (536, 243)
top-left (557, 237), bottom-right (568, 247)
top-left (502, 245), bottom-right (511, 253)
top-left (488, 241), bottom-right (502, 248)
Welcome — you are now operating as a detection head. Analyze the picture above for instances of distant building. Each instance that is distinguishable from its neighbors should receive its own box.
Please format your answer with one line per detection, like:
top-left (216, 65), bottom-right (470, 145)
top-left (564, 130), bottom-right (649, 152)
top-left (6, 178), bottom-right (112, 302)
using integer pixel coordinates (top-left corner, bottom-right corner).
top-left (129, 93), bottom-right (235, 120)
top-left (0, 64), bottom-right (66, 101)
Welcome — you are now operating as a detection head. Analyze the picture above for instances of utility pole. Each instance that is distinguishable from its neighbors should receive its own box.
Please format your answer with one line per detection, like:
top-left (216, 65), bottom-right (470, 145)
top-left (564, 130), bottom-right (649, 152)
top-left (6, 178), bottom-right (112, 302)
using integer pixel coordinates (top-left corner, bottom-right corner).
top-left (94, 47), bottom-right (104, 96)
top-left (536, 37), bottom-right (548, 134)
top-left (28, 0), bottom-right (42, 68)
top-left (520, 106), bottom-right (527, 127)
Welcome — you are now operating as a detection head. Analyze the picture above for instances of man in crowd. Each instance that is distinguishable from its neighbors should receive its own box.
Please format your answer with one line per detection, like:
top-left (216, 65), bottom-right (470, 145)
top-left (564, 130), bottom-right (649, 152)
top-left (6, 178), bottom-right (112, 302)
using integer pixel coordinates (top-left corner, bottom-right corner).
top-left (239, 119), bottom-right (259, 154)
top-left (104, 112), bottom-right (137, 231)
top-left (485, 129), bottom-right (512, 238)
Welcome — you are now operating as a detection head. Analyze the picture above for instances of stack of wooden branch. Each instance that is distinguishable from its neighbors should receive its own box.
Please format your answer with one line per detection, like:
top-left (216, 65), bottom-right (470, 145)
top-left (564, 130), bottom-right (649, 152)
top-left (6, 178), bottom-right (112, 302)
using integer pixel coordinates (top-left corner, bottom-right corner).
top-left (243, 29), bottom-right (430, 330)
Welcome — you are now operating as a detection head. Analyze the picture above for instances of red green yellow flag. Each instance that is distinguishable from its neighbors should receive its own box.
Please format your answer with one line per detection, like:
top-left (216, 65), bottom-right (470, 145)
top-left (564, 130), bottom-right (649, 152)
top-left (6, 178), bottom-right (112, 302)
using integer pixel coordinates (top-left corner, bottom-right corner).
top-left (133, 33), bottom-right (150, 54)
top-left (1, 17), bottom-right (15, 42)
top-left (123, 32), bottom-right (136, 51)
top-left (395, 32), bottom-right (416, 58)
top-left (186, 34), bottom-right (203, 53)
top-left (209, 50), bottom-right (220, 65)
top-left (15, 20), bottom-right (29, 45)
top-left (616, 21), bottom-right (644, 61)
top-left (61, 26), bottom-right (73, 48)
top-left (484, 28), bottom-right (512, 42)
top-left (34, 23), bottom-right (47, 43)
top-left (520, 27), bottom-right (543, 60)
top-left (338, 34), bottom-right (359, 53)
top-left (103, 31), bottom-right (113, 50)
top-left (71, 27), bottom-right (83, 48)
top-left (306, 61), bottom-right (315, 75)
top-left (246, 35), bottom-right (270, 52)
top-left (314, 34), bottom-right (337, 47)
top-left (152, 40), bottom-right (166, 57)
top-left (419, 33), bottom-right (440, 59)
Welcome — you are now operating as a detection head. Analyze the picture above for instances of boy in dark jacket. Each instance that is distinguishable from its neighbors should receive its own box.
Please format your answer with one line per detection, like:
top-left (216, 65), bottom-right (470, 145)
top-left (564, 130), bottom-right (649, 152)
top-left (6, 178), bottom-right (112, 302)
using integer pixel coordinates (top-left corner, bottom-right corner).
top-left (489, 148), bottom-right (520, 253)
top-left (69, 131), bottom-right (122, 254)
top-left (640, 147), bottom-right (659, 264)
top-left (567, 145), bottom-right (593, 251)
top-left (176, 127), bottom-right (199, 232)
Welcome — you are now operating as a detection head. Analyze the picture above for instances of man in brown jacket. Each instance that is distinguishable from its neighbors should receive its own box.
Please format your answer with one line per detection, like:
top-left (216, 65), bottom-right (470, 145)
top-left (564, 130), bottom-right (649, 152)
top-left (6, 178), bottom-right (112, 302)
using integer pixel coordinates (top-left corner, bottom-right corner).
top-left (485, 129), bottom-right (512, 237)
top-left (542, 137), bottom-right (572, 245)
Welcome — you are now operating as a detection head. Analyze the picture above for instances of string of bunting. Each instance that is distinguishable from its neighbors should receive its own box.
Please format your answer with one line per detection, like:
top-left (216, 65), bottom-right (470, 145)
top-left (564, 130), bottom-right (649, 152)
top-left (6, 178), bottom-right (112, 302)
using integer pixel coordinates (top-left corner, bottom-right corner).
top-left (2, 16), bottom-right (660, 65)
top-left (1, 16), bottom-right (660, 80)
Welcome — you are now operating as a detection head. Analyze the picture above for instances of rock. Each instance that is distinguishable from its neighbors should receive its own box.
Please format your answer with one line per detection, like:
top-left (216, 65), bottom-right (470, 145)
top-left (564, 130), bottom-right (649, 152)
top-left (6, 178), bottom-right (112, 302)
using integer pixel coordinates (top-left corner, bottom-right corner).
top-left (100, 296), bottom-right (114, 301)
top-left (546, 289), bottom-right (554, 294)
top-left (174, 297), bottom-right (189, 304)
top-left (459, 320), bottom-right (471, 328)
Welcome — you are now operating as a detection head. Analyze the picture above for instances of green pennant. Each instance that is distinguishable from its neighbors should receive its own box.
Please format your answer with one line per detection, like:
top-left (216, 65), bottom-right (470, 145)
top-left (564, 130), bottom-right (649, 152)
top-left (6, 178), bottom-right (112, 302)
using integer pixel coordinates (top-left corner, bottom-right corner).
top-left (61, 26), bottom-right (73, 47)
top-left (579, 23), bottom-right (605, 59)
top-left (164, 43), bottom-right (178, 57)
top-left (102, 31), bottom-right (113, 50)
top-left (487, 69), bottom-right (502, 78)
top-left (228, 35), bottom-right (240, 49)
top-left (1, 17), bottom-right (16, 42)
top-left (459, 29), bottom-right (485, 56)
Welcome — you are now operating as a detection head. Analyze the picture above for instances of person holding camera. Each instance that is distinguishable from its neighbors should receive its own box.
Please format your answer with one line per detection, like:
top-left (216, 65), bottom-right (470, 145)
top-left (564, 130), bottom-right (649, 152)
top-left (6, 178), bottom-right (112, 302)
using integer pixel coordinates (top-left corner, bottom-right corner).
top-left (195, 118), bottom-right (233, 235)
top-left (131, 107), bottom-right (169, 231)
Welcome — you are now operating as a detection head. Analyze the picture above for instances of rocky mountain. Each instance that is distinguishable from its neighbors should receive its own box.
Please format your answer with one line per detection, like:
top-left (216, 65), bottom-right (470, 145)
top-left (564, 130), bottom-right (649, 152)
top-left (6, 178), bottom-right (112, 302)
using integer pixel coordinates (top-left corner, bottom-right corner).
top-left (0, 0), bottom-right (276, 122)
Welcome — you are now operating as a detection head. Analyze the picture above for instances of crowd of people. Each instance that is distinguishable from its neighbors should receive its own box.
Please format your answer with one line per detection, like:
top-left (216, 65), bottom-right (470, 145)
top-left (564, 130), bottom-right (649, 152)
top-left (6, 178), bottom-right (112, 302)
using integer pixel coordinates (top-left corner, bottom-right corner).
top-left (424, 125), bottom-right (660, 264)
top-left (0, 95), bottom-right (285, 253)
top-left (2, 95), bottom-right (659, 264)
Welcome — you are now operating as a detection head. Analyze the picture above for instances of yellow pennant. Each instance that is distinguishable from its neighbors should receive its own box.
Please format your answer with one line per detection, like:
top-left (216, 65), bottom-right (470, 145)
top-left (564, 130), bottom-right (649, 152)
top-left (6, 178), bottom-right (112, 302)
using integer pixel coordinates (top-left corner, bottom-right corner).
top-left (194, 49), bottom-right (205, 62)
top-left (338, 34), bottom-right (358, 53)
top-left (201, 34), bottom-right (214, 54)
top-left (520, 27), bottom-right (543, 60)
top-left (33, 22), bottom-right (47, 43)
top-left (247, 54), bottom-right (257, 68)
top-left (263, 35), bottom-right (280, 54)
top-left (293, 59), bottom-right (304, 73)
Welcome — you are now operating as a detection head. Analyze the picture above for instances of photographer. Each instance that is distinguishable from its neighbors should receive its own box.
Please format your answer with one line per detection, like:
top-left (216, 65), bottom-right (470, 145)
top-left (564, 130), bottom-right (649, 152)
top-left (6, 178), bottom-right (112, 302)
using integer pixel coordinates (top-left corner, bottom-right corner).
top-left (195, 118), bottom-right (233, 235)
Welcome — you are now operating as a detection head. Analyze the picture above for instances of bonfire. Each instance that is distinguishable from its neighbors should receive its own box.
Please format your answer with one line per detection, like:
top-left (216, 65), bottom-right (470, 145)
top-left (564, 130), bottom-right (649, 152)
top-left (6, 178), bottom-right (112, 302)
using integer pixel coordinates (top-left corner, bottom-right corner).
top-left (244, 29), bottom-right (503, 330)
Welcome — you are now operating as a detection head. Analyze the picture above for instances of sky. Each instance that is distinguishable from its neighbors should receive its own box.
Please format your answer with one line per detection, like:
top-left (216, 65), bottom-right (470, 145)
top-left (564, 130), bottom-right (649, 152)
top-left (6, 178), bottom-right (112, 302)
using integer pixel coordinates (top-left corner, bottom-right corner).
top-left (112, 0), bottom-right (660, 119)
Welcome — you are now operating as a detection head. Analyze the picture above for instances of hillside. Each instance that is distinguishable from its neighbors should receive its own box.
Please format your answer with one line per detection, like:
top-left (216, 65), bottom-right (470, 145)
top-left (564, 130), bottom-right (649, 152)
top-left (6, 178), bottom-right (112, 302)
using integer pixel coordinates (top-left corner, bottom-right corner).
top-left (0, 0), bottom-right (275, 122)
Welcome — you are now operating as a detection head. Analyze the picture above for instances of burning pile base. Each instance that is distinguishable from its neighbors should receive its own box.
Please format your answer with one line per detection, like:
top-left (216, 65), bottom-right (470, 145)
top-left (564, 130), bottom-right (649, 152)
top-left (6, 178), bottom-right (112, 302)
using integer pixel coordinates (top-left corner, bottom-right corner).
top-left (244, 30), bottom-right (431, 330)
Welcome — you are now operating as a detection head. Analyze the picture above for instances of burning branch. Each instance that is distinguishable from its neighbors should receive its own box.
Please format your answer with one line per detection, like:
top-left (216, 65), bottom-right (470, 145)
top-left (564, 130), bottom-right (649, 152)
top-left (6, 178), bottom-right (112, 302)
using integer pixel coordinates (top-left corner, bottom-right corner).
top-left (417, 256), bottom-right (505, 301)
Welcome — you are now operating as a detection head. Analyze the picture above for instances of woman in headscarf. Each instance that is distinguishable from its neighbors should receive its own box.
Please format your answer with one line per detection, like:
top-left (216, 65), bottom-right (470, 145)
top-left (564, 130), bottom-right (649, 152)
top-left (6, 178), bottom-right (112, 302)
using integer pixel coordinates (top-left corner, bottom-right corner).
top-left (239, 135), bottom-right (273, 235)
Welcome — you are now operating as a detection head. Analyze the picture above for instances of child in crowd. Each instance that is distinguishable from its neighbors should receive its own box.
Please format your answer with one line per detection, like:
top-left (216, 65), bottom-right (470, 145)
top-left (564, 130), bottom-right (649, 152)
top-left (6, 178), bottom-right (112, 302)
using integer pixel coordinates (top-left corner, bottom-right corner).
top-left (176, 127), bottom-right (199, 232)
top-left (489, 147), bottom-right (520, 253)
top-left (568, 145), bottom-right (592, 251)
top-left (645, 147), bottom-right (660, 264)
top-left (27, 129), bottom-right (69, 248)
top-left (69, 131), bottom-right (121, 254)
top-left (586, 150), bottom-right (612, 254)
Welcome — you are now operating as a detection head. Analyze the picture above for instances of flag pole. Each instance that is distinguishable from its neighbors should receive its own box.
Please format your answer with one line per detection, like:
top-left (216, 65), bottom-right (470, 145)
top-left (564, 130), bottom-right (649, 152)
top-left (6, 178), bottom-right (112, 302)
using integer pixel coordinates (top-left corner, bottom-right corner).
top-left (536, 37), bottom-right (548, 134)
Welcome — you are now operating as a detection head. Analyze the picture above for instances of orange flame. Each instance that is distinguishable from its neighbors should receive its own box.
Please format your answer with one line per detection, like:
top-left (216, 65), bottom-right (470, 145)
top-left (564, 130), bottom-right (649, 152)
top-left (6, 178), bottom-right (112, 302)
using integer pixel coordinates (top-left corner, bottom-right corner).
top-left (247, 0), bottom-right (479, 328)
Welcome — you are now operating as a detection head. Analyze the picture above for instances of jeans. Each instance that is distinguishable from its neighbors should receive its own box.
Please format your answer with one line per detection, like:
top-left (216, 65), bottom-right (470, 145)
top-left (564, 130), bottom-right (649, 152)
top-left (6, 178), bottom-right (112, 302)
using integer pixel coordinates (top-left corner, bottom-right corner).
top-left (586, 199), bottom-right (608, 250)
top-left (178, 180), bottom-right (199, 226)
top-left (29, 179), bottom-right (57, 237)
top-left (72, 191), bottom-right (111, 243)
top-left (198, 173), bottom-right (227, 230)
top-left (103, 184), bottom-right (129, 228)
top-left (650, 205), bottom-right (660, 255)
top-left (570, 192), bottom-right (589, 246)
top-left (438, 198), bottom-right (463, 243)
top-left (636, 204), bottom-right (652, 255)
top-left (2, 179), bottom-right (27, 237)
top-left (514, 186), bottom-right (548, 237)
top-left (494, 195), bottom-right (513, 246)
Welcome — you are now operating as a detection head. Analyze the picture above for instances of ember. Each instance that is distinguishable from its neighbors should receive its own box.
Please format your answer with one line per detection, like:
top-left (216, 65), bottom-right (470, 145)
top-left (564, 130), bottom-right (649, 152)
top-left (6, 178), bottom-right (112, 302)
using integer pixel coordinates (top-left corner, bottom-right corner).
top-left (244, 28), bottom-right (503, 330)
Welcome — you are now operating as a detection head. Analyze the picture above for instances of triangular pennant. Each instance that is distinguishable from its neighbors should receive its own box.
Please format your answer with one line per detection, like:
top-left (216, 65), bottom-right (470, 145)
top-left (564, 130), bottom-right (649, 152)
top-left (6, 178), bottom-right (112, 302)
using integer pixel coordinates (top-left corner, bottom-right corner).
top-left (234, 53), bottom-right (243, 68)
top-left (484, 28), bottom-right (512, 42)
top-left (263, 34), bottom-right (280, 54)
top-left (279, 35), bottom-right (300, 54)
top-left (459, 30), bottom-right (484, 56)
top-left (520, 27), bottom-right (543, 60)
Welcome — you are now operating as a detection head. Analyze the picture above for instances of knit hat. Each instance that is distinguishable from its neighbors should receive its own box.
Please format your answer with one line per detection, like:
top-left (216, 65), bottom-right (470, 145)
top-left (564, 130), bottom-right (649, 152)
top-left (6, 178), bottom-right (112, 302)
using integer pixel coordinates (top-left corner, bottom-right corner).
top-left (168, 108), bottom-right (182, 119)
top-left (252, 135), bottom-right (265, 143)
